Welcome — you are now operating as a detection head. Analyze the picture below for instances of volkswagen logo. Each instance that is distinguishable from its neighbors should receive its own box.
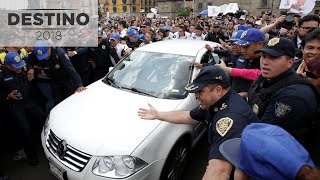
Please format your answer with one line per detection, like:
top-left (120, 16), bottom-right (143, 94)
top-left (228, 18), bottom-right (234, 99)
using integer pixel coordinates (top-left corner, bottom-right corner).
top-left (56, 140), bottom-right (67, 159)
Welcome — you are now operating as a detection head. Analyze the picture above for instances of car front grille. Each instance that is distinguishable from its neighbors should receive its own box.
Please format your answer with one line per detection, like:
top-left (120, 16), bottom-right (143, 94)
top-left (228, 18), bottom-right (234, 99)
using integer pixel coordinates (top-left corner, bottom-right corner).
top-left (46, 130), bottom-right (92, 172)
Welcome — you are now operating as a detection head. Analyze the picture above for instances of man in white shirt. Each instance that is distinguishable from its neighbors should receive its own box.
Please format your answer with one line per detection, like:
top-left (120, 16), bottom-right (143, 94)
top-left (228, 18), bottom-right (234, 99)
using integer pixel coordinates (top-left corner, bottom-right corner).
top-left (117, 20), bottom-right (128, 39)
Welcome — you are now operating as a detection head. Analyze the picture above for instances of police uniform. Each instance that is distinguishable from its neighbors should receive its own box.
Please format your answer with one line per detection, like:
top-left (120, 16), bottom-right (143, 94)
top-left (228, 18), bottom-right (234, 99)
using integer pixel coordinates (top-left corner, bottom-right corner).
top-left (90, 38), bottom-right (119, 81)
top-left (185, 66), bottom-right (259, 160)
top-left (248, 37), bottom-right (319, 163)
top-left (0, 52), bottom-right (46, 166)
top-left (232, 29), bottom-right (265, 93)
top-left (64, 47), bottom-right (93, 86)
top-left (205, 23), bottom-right (225, 43)
top-left (27, 42), bottom-right (83, 113)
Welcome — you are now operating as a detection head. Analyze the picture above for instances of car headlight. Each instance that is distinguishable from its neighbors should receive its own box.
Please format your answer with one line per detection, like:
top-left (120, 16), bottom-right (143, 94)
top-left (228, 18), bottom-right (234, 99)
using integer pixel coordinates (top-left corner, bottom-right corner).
top-left (92, 155), bottom-right (148, 178)
top-left (43, 114), bottom-right (50, 138)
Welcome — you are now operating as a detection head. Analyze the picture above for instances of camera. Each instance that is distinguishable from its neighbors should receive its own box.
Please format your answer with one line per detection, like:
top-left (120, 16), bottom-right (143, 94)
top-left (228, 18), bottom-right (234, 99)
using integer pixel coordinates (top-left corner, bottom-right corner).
top-left (278, 12), bottom-right (295, 30)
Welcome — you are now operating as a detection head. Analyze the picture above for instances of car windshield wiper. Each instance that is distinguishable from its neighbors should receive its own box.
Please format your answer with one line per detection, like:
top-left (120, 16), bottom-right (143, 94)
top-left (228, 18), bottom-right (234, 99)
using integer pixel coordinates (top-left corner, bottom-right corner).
top-left (103, 78), bottom-right (120, 88)
top-left (120, 86), bottom-right (157, 98)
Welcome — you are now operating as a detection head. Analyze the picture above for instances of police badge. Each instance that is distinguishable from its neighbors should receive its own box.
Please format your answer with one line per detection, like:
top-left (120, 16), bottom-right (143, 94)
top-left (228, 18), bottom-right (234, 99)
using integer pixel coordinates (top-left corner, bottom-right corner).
top-left (14, 56), bottom-right (20, 62)
top-left (253, 104), bottom-right (259, 115)
top-left (275, 102), bottom-right (292, 117)
top-left (216, 117), bottom-right (233, 137)
top-left (268, 37), bottom-right (280, 46)
top-left (55, 64), bottom-right (60, 69)
top-left (37, 50), bottom-right (43, 55)
top-left (240, 30), bottom-right (247, 39)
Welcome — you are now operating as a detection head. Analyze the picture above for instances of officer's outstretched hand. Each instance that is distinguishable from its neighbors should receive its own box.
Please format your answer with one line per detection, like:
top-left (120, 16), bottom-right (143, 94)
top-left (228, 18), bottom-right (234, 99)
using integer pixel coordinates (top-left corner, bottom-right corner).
top-left (138, 103), bottom-right (158, 120)
top-left (75, 86), bottom-right (87, 93)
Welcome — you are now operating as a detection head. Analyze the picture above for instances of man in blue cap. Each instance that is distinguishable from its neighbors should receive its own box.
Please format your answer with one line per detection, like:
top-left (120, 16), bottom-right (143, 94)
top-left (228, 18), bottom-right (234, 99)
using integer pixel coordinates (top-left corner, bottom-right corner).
top-left (247, 37), bottom-right (319, 164)
top-left (219, 123), bottom-right (319, 179)
top-left (26, 41), bottom-right (86, 114)
top-left (217, 28), bottom-right (265, 97)
top-left (0, 52), bottom-right (46, 166)
top-left (109, 33), bottom-right (128, 66)
top-left (138, 66), bottom-right (259, 179)
top-left (126, 28), bottom-right (143, 52)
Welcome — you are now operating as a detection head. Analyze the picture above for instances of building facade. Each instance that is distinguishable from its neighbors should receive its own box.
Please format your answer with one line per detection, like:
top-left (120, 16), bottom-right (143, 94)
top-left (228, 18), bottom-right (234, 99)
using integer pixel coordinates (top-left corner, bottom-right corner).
top-left (100, 0), bottom-right (156, 16)
top-left (157, 0), bottom-right (320, 18)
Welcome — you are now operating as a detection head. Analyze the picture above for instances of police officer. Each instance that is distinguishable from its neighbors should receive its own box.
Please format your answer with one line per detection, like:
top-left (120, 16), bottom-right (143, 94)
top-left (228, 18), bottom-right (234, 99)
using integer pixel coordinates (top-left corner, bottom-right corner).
top-left (205, 21), bottom-right (226, 43)
top-left (217, 29), bottom-right (264, 97)
top-left (248, 37), bottom-right (319, 163)
top-left (89, 30), bottom-right (120, 81)
top-left (27, 41), bottom-right (86, 114)
top-left (0, 52), bottom-right (46, 166)
top-left (138, 66), bottom-right (259, 179)
top-left (65, 47), bottom-right (93, 86)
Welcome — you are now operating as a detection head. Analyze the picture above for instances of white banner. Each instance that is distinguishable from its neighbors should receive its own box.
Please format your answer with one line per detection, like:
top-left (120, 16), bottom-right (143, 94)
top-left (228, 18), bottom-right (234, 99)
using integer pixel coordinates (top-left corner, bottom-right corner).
top-left (279, 0), bottom-right (315, 15)
top-left (223, 3), bottom-right (239, 15)
top-left (208, 6), bottom-right (220, 17)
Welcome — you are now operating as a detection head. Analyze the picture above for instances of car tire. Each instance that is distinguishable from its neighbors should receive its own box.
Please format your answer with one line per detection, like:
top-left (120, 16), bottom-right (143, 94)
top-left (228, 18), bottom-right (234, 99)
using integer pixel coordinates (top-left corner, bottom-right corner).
top-left (160, 137), bottom-right (191, 180)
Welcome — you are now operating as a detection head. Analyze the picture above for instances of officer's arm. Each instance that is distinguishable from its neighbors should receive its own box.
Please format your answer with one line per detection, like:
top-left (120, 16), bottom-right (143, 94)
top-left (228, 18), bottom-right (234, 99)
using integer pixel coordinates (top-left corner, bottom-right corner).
top-left (76, 47), bottom-right (88, 55)
top-left (138, 103), bottom-right (199, 124)
top-left (108, 44), bottom-right (120, 63)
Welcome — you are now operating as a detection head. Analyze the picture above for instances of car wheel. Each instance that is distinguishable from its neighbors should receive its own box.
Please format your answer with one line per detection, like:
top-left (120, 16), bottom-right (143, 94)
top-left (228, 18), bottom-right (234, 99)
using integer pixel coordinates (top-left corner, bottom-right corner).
top-left (160, 137), bottom-right (191, 180)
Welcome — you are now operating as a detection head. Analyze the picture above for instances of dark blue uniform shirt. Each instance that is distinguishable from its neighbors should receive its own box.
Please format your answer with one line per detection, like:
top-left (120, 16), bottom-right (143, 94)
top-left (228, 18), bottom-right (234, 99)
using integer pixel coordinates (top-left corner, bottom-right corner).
top-left (190, 89), bottom-right (259, 160)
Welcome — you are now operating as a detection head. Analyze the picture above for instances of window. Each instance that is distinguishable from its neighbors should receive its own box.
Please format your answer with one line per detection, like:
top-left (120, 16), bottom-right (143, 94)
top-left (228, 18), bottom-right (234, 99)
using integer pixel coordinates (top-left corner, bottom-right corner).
top-left (260, 0), bottom-right (268, 8)
top-left (198, 3), bottom-right (203, 9)
top-left (113, 6), bottom-right (117, 12)
top-left (112, 0), bottom-right (116, 5)
top-left (176, 3), bottom-right (182, 10)
top-left (208, 2), bottom-right (212, 6)
top-left (133, 6), bottom-right (136, 12)
top-left (122, 0), bottom-right (126, 3)
top-left (123, 6), bottom-right (127, 11)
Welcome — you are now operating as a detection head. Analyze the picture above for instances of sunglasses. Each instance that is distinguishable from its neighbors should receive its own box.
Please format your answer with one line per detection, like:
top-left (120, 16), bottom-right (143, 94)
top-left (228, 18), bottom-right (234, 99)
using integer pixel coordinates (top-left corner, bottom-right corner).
top-left (303, 68), bottom-right (319, 79)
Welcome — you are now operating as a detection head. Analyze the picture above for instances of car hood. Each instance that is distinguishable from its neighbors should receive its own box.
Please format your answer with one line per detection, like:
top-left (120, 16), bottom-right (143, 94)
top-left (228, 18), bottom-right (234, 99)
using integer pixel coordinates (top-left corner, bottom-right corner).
top-left (48, 80), bottom-right (182, 156)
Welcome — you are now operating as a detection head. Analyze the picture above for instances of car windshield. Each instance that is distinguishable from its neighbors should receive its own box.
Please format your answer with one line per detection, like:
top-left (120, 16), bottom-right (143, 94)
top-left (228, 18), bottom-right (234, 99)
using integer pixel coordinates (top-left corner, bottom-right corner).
top-left (104, 50), bottom-right (194, 99)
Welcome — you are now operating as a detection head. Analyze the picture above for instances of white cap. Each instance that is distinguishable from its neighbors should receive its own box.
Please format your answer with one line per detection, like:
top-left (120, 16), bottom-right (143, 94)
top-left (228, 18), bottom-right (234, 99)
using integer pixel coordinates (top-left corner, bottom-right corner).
top-left (239, 15), bottom-right (246, 20)
top-left (255, 20), bottom-right (262, 26)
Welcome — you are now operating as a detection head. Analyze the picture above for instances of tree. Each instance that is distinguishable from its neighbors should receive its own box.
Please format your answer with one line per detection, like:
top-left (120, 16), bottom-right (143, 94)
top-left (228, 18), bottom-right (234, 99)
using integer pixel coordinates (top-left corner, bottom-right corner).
top-left (176, 7), bottom-right (191, 17)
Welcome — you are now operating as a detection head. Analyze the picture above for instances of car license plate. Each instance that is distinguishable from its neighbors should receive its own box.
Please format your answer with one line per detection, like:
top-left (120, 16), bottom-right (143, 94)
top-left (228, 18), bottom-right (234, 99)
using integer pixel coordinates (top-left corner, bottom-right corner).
top-left (49, 159), bottom-right (68, 180)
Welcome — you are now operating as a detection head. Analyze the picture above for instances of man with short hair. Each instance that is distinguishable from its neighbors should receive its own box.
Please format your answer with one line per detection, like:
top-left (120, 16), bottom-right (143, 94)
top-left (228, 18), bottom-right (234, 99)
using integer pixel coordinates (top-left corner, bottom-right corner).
top-left (109, 33), bottom-right (128, 66)
top-left (217, 28), bottom-right (264, 97)
top-left (205, 21), bottom-right (225, 43)
top-left (293, 15), bottom-right (320, 61)
top-left (126, 28), bottom-right (143, 51)
top-left (248, 37), bottom-right (318, 163)
top-left (117, 20), bottom-right (128, 39)
top-left (138, 66), bottom-right (258, 180)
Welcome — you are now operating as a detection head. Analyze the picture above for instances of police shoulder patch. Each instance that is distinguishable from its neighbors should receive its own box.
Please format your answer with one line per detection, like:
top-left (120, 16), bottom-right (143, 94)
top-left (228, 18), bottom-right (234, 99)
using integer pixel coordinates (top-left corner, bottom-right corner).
top-left (275, 102), bottom-right (292, 118)
top-left (216, 117), bottom-right (233, 137)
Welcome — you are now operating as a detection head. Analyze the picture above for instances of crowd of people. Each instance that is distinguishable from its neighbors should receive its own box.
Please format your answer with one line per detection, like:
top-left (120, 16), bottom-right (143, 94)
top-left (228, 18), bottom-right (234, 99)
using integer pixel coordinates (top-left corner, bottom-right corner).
top-left (0, 9), bottom-right (320, 179)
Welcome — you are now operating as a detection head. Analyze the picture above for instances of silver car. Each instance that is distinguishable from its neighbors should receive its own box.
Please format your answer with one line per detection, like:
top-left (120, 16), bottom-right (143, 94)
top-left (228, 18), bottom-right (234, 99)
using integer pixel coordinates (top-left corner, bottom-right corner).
top-left (41, 39), bottom-right (222, 180)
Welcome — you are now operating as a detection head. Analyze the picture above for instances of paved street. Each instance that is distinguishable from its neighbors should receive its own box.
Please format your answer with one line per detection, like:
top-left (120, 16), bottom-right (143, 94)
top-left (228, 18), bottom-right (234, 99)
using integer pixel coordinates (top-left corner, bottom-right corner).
top-left (0, 134), bottom-right (208, 180)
